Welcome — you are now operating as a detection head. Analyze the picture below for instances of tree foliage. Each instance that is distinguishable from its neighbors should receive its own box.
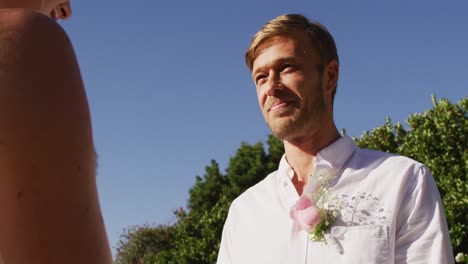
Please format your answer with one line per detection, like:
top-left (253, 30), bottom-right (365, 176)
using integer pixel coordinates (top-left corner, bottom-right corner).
top-left (225, 142), bottom-right (268, 198)
top-left (115, 224), bottom-right (177, 264)
top-left (151, 196), bottom-right (231, 264)
top-left (188, 160), bottom-right (228, 214)
top-left (115, 96), bottom-right (466, 263)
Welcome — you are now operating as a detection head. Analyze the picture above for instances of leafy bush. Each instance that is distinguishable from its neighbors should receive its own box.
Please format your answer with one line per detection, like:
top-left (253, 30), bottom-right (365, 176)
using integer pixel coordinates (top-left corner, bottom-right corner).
top-left (114, 224), bottom-right (177, 264)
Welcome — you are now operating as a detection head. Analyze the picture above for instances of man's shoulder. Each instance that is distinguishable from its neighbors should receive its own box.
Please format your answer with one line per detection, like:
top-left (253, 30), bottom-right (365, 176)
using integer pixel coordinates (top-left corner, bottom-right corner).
top-left (355, 147), bottom-right (425, 171)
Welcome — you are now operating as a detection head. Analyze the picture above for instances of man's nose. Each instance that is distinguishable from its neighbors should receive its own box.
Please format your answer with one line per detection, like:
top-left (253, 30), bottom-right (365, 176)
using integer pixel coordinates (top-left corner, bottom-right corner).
top-left (265, 72), bottom-right (281, 96)
top-left (57, 2), bottom-right (72, 20)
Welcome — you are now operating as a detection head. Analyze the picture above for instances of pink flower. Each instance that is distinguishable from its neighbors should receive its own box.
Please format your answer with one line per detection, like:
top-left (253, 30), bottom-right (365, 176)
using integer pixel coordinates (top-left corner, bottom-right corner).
top-left (290, 195), bottom-right (321, 233)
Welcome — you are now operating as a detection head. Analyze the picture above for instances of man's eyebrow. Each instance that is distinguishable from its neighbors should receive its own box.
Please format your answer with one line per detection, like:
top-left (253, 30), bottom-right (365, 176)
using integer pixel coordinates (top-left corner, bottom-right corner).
top-left (276, 57), bottom-right (298, 65)
top-left (252, 57), bottom-right (297, 77)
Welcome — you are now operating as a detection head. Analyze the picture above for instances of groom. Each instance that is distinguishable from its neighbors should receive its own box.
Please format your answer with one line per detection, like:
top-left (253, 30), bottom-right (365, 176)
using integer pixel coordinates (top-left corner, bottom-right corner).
top-left (217, 14), bottom-right (453, 263)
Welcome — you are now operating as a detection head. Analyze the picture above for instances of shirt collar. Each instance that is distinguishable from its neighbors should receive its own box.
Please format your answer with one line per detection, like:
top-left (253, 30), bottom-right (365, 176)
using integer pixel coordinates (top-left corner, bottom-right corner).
top-left (277, 135), bottom-right (357, 180)
top-left (315, 135), bottom-right (357, 172)
top-left (278, 154), bottom-right (295, 180)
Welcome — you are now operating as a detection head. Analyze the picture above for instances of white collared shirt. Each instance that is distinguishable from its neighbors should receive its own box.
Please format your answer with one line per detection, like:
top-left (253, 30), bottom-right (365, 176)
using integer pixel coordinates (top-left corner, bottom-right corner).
top-left (217, 136), bottom-right (453, 264)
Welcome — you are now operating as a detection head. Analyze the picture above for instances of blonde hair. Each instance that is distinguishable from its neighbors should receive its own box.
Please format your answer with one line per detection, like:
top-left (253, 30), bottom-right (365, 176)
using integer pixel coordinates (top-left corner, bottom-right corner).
top-left (245, 14), bottom-right (339, 101)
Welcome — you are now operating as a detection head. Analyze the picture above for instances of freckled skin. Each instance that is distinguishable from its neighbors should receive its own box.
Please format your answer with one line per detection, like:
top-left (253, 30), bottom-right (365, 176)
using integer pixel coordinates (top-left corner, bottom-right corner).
top-left (0, 7), bottom-right (112, 264)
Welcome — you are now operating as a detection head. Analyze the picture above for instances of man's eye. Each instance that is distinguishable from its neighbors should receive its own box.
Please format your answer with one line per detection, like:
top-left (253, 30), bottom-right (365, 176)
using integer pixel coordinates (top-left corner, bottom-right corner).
top-left (281, 63), bottom-right (295, 72)
top-left (255, 75), bottom-right (267, 84)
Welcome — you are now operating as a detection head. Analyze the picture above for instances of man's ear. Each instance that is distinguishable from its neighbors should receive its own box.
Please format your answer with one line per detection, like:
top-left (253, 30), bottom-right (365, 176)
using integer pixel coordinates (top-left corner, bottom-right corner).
top-left (322, 60), bottom-right (339, 98)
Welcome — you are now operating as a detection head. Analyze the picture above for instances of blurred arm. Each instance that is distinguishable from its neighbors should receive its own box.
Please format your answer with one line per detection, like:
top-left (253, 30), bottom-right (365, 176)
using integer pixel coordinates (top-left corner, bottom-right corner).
top-left (0, 10), bottom-right (112, 263)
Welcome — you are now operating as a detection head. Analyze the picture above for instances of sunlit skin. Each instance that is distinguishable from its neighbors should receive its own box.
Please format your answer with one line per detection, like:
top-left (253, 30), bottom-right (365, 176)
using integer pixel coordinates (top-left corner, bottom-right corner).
top-left (0, 2), bottom-right (113, 264)
top-left (252, 31), bottom-right (340, 195)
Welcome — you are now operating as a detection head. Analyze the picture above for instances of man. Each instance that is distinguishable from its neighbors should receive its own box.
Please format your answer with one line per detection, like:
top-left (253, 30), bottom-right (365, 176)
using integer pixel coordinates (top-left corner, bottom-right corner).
top-left (217, 14), bottom-right (453, 264)
top-left (0, 2), bottom-right (112, 263)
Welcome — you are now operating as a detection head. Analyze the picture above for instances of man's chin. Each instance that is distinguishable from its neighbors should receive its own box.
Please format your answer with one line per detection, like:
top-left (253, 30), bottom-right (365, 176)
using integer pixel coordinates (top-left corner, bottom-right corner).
top-left (268, 123), bottom-right (298, 140)
top-left (266, 113), bottom-right (308, 140)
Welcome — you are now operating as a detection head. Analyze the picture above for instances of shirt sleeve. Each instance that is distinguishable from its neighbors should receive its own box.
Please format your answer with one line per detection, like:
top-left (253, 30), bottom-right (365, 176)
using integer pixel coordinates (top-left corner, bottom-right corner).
top-left (395, 165), bottom-right (454, 264)
top-left (217, 207), bottom-right (233, 264)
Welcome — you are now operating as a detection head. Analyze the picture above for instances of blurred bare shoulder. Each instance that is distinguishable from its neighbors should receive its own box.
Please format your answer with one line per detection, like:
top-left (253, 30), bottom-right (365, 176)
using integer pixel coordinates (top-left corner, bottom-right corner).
top-left (0, 8), bottom-right (93, 176)
top-left (0, 9), bottom-right (85, 116)
top-left (0, 9), bottom-right (112, 264)
top-left (0, 8), bottom-right (74, 65)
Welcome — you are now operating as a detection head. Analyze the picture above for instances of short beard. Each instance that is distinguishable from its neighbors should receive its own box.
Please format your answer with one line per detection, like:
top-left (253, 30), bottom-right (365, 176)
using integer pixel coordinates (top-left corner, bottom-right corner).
top-left (267, 81), bottom-right (326, 141)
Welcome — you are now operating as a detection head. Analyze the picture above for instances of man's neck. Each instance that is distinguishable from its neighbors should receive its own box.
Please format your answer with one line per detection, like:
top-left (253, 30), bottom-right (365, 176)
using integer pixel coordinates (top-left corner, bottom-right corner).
top-left (283, 125), bottom-right (341, 195)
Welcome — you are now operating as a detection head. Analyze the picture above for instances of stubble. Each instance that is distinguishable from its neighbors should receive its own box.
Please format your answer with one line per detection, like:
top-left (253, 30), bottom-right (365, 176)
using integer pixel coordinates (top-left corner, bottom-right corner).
top-left (266, 80), bottom-right (326, 141)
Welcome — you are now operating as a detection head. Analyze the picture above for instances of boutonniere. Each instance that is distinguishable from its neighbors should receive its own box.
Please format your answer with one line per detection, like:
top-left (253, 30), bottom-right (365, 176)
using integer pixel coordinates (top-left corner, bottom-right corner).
top-left (290, 172), bottom-right (344, 251)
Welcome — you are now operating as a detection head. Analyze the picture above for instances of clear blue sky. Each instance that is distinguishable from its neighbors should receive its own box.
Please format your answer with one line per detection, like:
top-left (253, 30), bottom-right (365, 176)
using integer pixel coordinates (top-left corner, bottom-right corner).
top-left (59, 0), bottom-right (467, 255)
